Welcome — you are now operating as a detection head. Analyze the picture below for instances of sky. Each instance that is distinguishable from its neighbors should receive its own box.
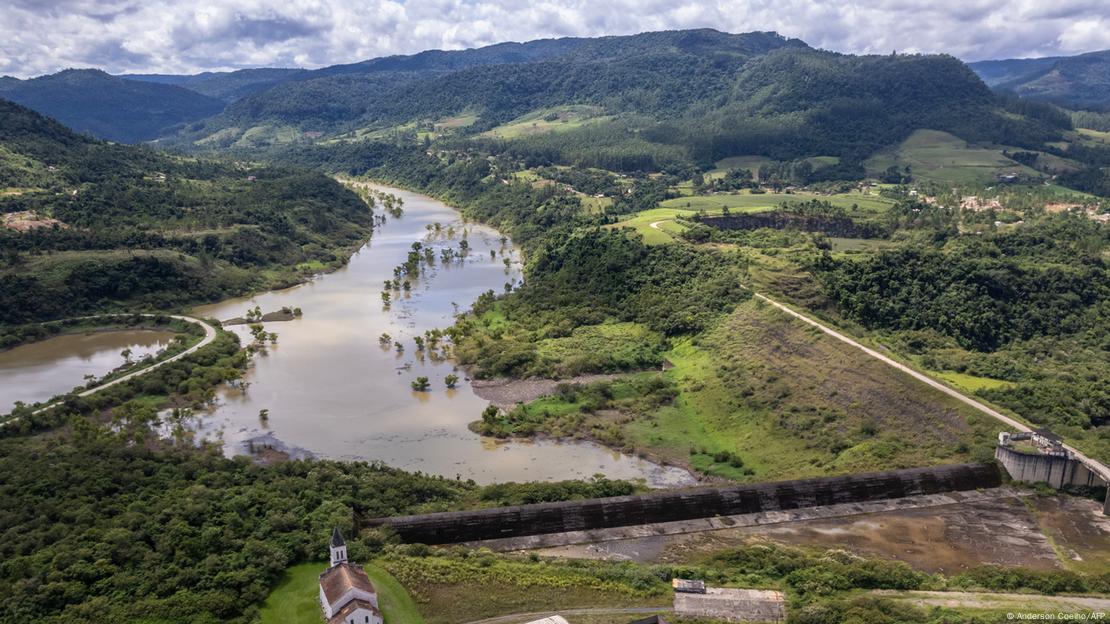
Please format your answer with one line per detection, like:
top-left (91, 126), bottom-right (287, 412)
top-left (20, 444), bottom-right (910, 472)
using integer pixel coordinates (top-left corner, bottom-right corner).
top-left (2, 0), bottom-right (1109, 78)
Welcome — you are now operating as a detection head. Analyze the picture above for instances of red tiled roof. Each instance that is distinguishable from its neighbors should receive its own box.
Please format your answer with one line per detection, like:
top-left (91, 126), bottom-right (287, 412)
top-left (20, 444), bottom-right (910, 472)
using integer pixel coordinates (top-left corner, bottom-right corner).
top-left (327, 598), bottom-right (380, 624)
top-left (319, 563), bottom-right (376, 606)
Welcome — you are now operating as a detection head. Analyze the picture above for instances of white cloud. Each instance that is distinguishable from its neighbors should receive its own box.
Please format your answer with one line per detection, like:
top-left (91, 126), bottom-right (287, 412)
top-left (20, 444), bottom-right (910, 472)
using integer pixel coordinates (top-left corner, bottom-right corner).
top-left (1, 0), bottom-right (1108, 77)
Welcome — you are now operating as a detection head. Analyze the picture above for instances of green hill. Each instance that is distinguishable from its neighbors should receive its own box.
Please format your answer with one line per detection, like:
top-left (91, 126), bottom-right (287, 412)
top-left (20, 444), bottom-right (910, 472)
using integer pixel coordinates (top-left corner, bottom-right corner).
top-left (0, 69), bottom-right (225, 142)
top-left (179, 30), bottom-right (1066, 178)
top-left (0, 99), bottom-right (372, 325)
top-left (122, 68), bottom-right (308, 102)
top-left (971, 50), bottom-right (1110, 111)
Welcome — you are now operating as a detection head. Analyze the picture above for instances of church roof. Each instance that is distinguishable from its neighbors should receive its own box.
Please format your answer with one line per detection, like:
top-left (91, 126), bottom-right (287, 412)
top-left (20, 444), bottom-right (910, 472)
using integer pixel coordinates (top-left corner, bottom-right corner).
top-left (327, 598), bottom-right (380, 624)
top-left (320, 563), bottom-right (376, 607)
top-left (331, 527), bottom-right (345, 548)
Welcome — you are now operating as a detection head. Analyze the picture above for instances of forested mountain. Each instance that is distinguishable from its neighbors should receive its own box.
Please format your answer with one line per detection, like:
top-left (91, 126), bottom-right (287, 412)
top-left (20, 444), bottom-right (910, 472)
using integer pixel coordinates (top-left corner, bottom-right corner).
top-left (193, 29), bottom-right (809, 138)
top-left (122, 67), bottom-right (308, 102)
top-left (0, 69), bottom-right (225, 142)
top-left (0, 98), bottom-right (372, 324)
top-left (179, 28), bottom-right (1067, 175)
top-left (970, 50), bottom-right (1110, 111)
top-left (969, 56), bottom-right (1062, 86)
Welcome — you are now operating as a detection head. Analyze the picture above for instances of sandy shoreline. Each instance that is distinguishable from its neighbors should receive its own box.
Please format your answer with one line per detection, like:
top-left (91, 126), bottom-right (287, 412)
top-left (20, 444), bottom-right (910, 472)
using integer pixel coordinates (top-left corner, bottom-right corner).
top-left (468, 373), bottom-right (628, 411)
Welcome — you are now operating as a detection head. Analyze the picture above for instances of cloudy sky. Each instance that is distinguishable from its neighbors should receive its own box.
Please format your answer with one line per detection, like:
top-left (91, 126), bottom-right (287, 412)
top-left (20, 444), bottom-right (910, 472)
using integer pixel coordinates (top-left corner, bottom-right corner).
top-left (3, 0), bottom-right (1109, 78)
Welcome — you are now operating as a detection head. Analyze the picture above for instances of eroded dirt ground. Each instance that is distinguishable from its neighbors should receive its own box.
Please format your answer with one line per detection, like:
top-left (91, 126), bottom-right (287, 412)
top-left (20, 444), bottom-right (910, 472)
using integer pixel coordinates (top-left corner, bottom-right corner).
top-left (1028, 495), bottom-right (1110, 574)
top-left (533, 494), bottom-right (1110, 574)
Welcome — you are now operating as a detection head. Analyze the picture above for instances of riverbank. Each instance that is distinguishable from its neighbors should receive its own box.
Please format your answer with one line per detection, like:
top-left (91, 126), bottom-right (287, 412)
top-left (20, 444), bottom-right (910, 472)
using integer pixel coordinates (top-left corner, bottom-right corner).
top-left (177, 183), bottom-right (690, 486)
top-left (469, 373), bottom-right (628, 411)
top-left (0, 314), bottom-right (218, 424)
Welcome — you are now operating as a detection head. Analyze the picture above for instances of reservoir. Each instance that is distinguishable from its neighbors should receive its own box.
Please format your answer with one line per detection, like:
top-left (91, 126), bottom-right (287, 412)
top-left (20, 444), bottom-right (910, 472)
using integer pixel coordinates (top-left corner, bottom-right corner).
top-left (0, 329), bottom-right (177, 413)
top-left (189, 184), bottom-right (694, 487)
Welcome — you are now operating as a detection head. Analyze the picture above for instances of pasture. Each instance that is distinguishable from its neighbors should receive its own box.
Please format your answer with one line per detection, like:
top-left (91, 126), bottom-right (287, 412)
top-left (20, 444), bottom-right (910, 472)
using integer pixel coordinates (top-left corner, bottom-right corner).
top-left (614, 190), bottom-right (894, 244)
top-left (479, 105), bottom-right (611, 139)
top-left (864, 129), bottom-right (1038, 185)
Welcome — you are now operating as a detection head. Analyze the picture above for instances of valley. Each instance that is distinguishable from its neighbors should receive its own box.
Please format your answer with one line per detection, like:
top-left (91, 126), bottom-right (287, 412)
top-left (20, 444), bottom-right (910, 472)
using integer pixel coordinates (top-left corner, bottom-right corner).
top-left (1, 22), bottom-right (1109, 624)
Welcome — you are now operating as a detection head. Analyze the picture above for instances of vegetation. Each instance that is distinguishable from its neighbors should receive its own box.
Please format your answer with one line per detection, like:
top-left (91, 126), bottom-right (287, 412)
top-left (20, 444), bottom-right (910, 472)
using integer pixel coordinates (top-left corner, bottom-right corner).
top-left (0, 421), bottom-right (649, 624)
top-left (0, 69), bottom-right (224, 142)
top-left (0, 99), bottom-right (374, 326)
top-left (259, 562), bottom-right (423, 624)
top-left (818, 214), bottom-right (1110, 460)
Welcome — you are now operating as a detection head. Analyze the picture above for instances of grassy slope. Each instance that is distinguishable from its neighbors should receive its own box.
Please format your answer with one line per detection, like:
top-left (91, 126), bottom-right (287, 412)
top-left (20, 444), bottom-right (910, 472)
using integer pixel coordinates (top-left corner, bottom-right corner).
top-left (864, 129), bottom-right (1039, 185)
top-left (379, 555), bottom-right (669, 624)
top-left (626, 298), bottom-right (995, 479)
top-left (508, 297), bottom-right (996, 480)
top-left (613, 191), bottom-right (894, 245)
top-left (259, 562), bottom-right (424, 624)
top-left (479, 105), bottom-right (612, 139)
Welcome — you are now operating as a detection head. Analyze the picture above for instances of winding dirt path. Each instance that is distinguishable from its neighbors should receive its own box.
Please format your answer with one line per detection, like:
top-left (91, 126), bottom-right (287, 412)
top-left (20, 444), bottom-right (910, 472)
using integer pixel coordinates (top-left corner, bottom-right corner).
top-left (752, 292), bottom-right (1110, 483)
top-left (2, 314), bottom-right (219, 423)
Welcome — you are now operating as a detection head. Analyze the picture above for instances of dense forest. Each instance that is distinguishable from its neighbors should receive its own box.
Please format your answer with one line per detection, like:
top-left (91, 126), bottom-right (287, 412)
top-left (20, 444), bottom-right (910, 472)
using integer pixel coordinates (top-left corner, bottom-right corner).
top-left (0, 99), bottom-right (373, 326)
top-left (0, 70), bottom-right (225, 142)
top-left (0, 428), bottom-right (635, 623)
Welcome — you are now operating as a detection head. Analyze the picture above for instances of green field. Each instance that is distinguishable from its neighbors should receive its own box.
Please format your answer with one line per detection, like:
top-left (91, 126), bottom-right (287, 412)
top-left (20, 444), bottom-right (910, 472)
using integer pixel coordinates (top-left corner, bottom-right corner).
top-left (708, 155), bottom-right (840, 180)
top-left (379, 555), bottom-right (669, 624)
top-left (260, 562), bottom-right (424, 624)
top-left (707, 155), bottom-right (776, 179)
top-left (480, 105), bottom-right (612, 139)
top-left (935, 370), bottom-right (1015, 393)
top-left (614, 191), bottom-right (894, 244)
top-left (864, 129), bottom-right (1038, 185)
top-left (231, 124), bottom-right (302, 148)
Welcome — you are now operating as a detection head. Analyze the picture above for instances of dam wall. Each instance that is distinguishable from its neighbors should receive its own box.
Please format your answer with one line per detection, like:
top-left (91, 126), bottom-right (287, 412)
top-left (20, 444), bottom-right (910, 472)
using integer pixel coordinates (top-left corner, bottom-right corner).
top-left (367, 463), bottom-right (1001, 544)
top-left (995, 445), bottom-right (1106, 490)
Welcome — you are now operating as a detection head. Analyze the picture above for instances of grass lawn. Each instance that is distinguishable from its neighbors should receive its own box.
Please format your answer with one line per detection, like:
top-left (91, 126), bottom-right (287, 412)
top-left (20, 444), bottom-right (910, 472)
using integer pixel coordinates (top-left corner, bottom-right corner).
top-left (260, 562), bottom-right (424, 624)
top-left (864, 129), bottom-right (1039, 185)
top-left (935, 370), bottom-right (1015, 393)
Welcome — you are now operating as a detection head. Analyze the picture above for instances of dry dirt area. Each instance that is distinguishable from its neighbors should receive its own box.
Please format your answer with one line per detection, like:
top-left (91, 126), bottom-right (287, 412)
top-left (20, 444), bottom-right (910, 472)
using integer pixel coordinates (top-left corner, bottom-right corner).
top-left (1028, 495), bottom-right (1110, 573)
top-left (470, 374), bottom-right (626, 411)
top-left (2, 210), bottom-right (65, 231)
top-left (531, 494), bottom-right (1104, 574)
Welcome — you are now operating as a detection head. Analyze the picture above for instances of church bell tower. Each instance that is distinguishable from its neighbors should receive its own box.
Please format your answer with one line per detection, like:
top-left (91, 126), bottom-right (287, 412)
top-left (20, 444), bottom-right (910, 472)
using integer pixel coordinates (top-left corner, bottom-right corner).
top-left (329, 527), bottom-right (348, 567)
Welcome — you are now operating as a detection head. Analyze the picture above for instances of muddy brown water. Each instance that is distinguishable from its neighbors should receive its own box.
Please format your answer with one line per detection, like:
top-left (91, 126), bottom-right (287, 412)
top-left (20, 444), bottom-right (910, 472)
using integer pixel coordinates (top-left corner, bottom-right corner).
top-left (184, 184), bottom-right (694, 486)
top-left (0, 330), bottom-right (177, 413)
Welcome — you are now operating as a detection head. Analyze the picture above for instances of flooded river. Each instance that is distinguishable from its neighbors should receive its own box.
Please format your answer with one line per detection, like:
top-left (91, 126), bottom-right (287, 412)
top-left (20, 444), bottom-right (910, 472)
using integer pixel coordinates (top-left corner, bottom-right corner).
top-left (0, 330), bottom-right (177, 413)
top-left (188, 184), bottom-right (693, 486)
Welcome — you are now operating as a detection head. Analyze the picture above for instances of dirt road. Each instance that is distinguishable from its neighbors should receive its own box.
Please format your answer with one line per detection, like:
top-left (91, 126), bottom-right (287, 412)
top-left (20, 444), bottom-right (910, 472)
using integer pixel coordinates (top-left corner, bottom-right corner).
top-left (752, 292), bottom-right (1110, 483)
top-left (4, 314), bottom-right (220, 422)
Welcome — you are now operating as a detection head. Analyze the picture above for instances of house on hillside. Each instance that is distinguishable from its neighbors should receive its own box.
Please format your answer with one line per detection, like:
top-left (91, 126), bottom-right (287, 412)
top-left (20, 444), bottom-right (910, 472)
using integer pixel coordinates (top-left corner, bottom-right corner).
top-left (319, 528), bottom-right (383, 624)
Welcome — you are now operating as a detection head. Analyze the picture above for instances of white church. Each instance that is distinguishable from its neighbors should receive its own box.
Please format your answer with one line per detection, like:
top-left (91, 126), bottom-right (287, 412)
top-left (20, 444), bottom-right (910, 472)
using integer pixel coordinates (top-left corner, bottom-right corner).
top-left (319, 528), bottom-right (384, 624)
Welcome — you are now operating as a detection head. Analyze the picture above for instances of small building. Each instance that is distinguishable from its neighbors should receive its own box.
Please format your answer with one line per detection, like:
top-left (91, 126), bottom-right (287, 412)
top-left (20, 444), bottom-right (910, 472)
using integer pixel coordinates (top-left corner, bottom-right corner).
top-left (319, 528), bottom-right (383, 624)
top-left (672, 578), bottom-right (707, 594)
top-left (674, 587), bottom-right (785, 622)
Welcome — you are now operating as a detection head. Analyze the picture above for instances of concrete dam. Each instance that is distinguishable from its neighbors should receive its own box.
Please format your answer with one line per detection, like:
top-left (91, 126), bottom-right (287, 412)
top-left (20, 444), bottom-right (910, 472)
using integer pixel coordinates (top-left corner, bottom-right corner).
top-left (367, 463), bottom-right (1001, 544)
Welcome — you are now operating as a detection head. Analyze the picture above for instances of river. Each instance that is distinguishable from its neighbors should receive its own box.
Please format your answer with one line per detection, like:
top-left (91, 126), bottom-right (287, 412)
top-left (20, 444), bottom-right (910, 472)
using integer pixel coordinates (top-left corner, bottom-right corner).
top-left (0, 330), bottom-right (177, 413)
top-left (185, 184), bottom-right (694, 486)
